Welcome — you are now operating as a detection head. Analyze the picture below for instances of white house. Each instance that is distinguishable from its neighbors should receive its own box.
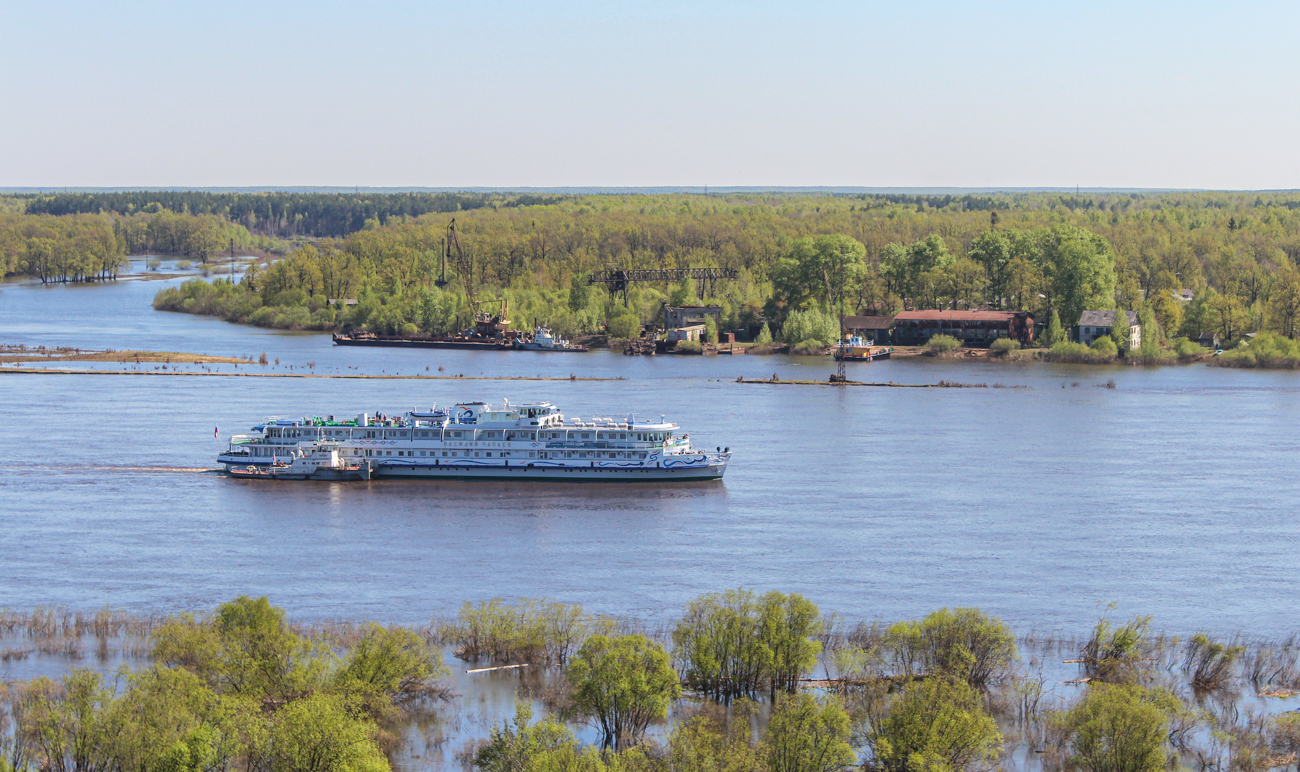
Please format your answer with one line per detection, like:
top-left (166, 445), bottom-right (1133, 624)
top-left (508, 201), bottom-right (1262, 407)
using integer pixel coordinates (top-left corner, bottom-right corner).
top-left (1075, 310), bottom-right (1141, 348)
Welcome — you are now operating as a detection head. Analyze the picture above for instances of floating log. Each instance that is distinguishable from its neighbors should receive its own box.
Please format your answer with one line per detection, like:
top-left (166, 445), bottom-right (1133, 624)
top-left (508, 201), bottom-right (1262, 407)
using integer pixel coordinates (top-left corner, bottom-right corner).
top-left (465, 664), bottom-right (530, 674)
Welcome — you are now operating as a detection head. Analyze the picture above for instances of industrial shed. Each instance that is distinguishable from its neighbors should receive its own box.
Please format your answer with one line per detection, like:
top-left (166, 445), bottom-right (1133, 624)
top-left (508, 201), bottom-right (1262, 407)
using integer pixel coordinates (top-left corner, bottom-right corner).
top-left (892, 310), bottom-right (1035, 346)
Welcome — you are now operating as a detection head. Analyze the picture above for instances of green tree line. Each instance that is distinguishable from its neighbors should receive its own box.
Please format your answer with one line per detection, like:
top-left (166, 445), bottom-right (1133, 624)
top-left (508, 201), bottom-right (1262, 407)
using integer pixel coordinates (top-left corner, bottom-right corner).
top-left (0, 214), bottom-right (127, 283)
top-left (141, 191), bottom-right (1300, 351)
top-left (0, 210), bottom-right (257, 283)
top-left (20, 191), bottom-right (559, 238)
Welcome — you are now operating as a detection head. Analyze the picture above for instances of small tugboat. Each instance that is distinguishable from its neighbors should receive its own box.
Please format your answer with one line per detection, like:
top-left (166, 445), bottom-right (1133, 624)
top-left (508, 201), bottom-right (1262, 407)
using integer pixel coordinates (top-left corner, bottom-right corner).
top-left (833, 335), bottom-right (892, 362)
top-left (227, 444), bottom-right (371, 481)
top-left (514, 326), bottom-right (588, 352)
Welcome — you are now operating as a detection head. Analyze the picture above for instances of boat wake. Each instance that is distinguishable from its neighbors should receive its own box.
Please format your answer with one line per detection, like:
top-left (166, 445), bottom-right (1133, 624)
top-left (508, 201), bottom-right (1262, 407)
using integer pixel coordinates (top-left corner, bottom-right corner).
top-left (17, 464), bottom-right (220, 474)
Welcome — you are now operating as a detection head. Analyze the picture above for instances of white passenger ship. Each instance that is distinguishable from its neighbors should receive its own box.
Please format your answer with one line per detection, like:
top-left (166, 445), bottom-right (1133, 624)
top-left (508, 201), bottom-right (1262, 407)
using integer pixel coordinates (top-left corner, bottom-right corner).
top-left (219, 400), bottom-right (730, 482)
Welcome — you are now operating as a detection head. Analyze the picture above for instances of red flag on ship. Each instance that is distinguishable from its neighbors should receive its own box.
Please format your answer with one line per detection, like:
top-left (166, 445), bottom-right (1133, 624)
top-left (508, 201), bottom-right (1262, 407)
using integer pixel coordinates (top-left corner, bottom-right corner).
top-left (214, 426), bottom-right (219, 438)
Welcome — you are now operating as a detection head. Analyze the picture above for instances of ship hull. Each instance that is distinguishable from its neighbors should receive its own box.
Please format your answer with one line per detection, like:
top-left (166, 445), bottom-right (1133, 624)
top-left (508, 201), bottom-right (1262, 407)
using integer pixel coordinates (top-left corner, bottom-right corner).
top-left (220, 457), bottom-right (726, 482)
top-left (371, 460), bottom-right (726, 481)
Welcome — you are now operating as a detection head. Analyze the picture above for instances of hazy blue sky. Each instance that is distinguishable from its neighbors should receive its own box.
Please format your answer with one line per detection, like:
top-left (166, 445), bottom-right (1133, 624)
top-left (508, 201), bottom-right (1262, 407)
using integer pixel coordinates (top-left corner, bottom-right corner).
top-left (1, 1), bottom-right (1296, 188)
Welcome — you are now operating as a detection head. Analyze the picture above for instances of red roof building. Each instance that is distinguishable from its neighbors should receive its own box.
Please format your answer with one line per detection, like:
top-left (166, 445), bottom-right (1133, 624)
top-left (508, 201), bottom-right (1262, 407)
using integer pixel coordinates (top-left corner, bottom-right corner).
top-left (892, 310), bottom-right (1034, 346)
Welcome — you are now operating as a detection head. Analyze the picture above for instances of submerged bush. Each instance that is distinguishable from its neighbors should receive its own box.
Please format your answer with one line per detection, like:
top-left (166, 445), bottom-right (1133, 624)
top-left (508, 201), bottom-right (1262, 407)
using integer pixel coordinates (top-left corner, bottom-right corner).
top-left (445, 597), bottom-right (590, 665)
top-left (764, 693), bottom-right (856, 772)
top-left (1183, 633), bottom-right (1244, 690)
top-left (1081, 613), bottom-right (1155, 683)
top-left (673, 589), bottom-right (821, 702)
top-left (884, 607), bottom-right (1018, 688)
top-left (567, 634), bottom-right (680, 750)
top-left (1054, 683), bottom-right (1171, 772)
top-left (868, 675), bottom-right (1002, 772)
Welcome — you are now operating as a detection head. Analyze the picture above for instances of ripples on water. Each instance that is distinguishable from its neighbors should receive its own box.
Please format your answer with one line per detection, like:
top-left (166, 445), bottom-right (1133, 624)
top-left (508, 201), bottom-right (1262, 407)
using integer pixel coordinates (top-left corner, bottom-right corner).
top-left (2, 269), bottom-right (1300, 639)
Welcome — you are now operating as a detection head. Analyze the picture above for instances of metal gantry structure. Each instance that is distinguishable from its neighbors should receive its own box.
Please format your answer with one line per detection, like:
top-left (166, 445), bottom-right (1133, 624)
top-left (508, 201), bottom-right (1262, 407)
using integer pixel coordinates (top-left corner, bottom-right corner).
top-left (587, 267), bottom-right (738, 304)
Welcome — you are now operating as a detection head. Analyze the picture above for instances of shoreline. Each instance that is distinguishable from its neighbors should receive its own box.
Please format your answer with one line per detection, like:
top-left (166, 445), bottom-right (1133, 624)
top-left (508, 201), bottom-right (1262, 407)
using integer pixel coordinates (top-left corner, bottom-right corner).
top-left (0, 367), bottom-right (622, 381)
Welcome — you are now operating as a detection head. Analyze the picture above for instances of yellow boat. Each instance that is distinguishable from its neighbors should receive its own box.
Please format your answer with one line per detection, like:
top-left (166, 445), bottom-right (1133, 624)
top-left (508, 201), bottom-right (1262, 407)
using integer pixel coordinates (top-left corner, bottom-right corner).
top-left (833, 336), bottom-right (892, 362)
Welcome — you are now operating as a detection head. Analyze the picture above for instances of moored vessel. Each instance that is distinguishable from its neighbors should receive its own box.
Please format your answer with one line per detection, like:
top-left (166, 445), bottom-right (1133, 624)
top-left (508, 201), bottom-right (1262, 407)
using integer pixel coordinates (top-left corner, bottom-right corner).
top-left (513, 326), bottom-right (588, 352)
top-left (219, 400), bottom-right (728, 482)
top-left (227, 444), bottom-right (372, 481)
top-left (833, 335), bottom-right (892, 362)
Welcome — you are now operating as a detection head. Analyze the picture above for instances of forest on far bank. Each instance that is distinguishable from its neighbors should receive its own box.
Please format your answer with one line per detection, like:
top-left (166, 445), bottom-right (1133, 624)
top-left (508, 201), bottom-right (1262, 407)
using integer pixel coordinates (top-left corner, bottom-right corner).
top-left (144, 190), bottom-right (1300, 356)
top-left (8, 190), bottom-right (1300, 356)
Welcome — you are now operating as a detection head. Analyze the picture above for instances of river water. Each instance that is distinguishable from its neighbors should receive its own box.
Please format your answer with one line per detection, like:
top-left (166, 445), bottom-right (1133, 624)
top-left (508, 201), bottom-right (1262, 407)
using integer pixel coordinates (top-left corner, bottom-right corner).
top-left (2, 262), bottom-right (1298, 639)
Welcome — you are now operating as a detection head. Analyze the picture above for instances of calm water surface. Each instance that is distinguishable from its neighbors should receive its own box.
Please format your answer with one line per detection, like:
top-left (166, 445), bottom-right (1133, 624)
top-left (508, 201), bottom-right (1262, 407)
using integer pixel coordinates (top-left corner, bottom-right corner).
top-left (2, 270), bottom-right (1298, 637)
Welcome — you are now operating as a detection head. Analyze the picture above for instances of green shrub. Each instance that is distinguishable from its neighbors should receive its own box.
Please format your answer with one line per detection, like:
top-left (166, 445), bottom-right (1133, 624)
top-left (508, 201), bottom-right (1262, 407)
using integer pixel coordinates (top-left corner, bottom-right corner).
top-left (791, 338), bottom-right (829, 355)
top-left (755, 322), bottom-right (773, 345)
top-left (925, 334), bottom-right (962, 355)
top-left (1045, 309), bottom-right (1066, 345)
top-left (445, 597), bottom-right (588, 665)
top-left (665, 709), bottom-right (761, 772)
top-left (264, 692), bottom-right (388, 772)
top-left (607, 313), bottom-right (641, 340)
top-left (781, 309), bottom-right (839, 346)
top-left (704, 316), bottom-right (718, 343)
top-left (1171, 337), bottom-right (1208, 358)
top-left (1054, 683), bottom-right (1170, 772)
top-left (567, 634), bottom-right (680, 750)
top-left (763, 693), bottom-right (856, 772)
top-left (1214, 331), bottom-right (1300, 369)
top-left (869, 675), bottom-right (1001, 772)
top-left (335, 623), bottom-right (448, 708)
top-left (1081, 613), bottom-right (1154, 683)
top-left (673, 588), bottom-right (822, 702)
top-left (884, 607), bottom-right (1018, 688)
top-left (1090, 336), bottom-right (1117, 357)
top-left (1044, 341), bottom-right (1112, 364)
top-left (673, 340), bottom-right (703, 353)
top-left (1183, 633), bottom-right (1244, 690)
top-left (988, 338), bottom-right (1020, 355)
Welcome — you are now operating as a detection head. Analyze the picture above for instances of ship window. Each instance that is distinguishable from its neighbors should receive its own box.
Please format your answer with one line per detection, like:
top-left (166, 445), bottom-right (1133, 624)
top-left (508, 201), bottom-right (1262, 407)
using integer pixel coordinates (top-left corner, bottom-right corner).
top-left (529, 452), bottom-right (535, 458)
top-left (486, 452), bottom-right (492, 457)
